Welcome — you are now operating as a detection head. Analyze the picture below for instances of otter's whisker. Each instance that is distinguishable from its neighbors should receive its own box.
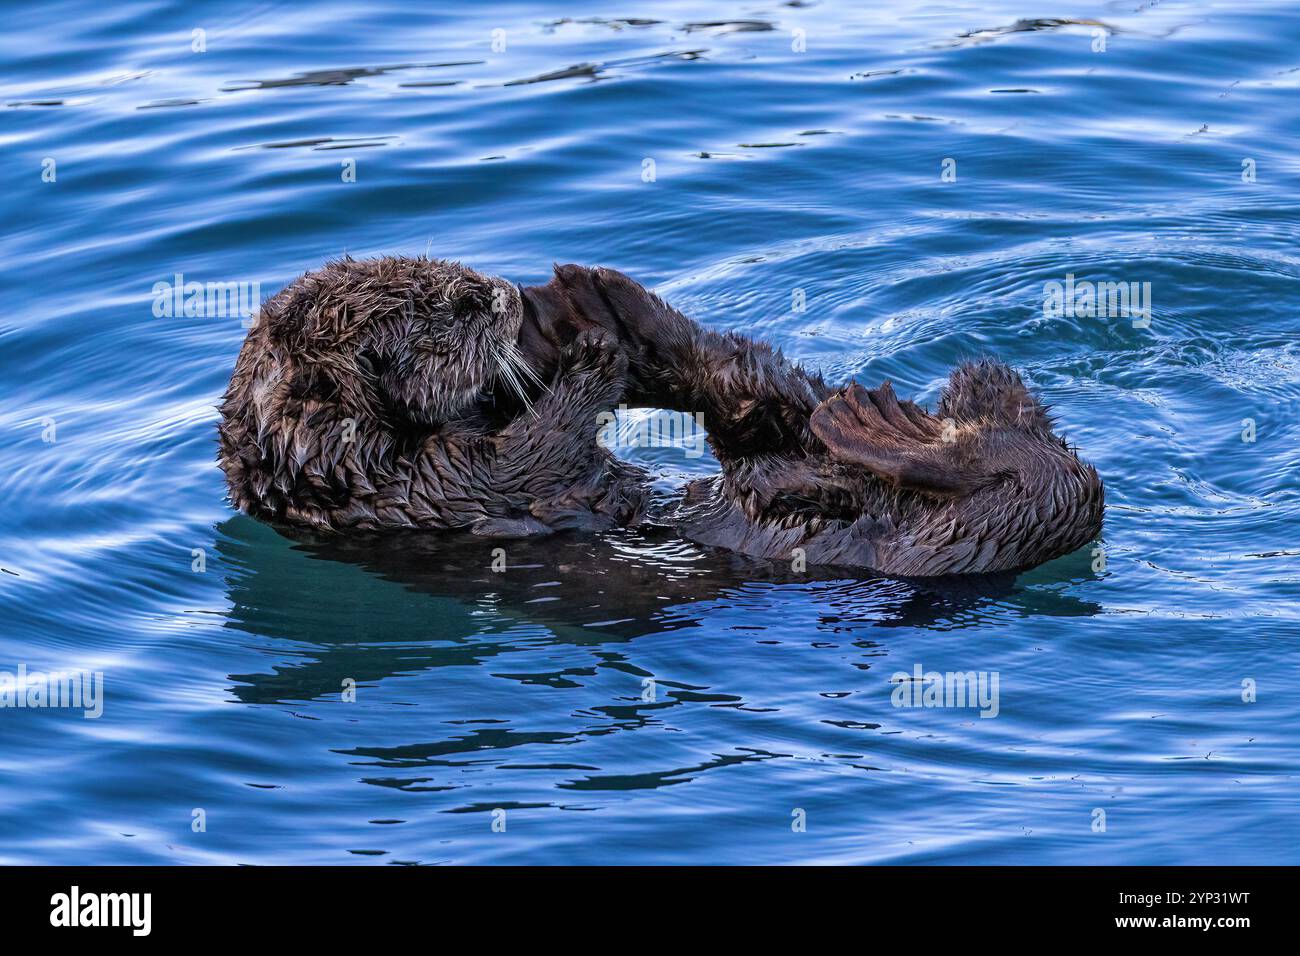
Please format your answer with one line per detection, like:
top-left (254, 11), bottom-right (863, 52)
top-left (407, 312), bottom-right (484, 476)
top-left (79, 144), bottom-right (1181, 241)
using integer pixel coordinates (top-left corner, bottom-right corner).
top-left (498, 339), bottom-right (546, 415)
top-left (491, 342), bottom-right (536, 417)
top-left (500, 339), bottom-right (544, 390)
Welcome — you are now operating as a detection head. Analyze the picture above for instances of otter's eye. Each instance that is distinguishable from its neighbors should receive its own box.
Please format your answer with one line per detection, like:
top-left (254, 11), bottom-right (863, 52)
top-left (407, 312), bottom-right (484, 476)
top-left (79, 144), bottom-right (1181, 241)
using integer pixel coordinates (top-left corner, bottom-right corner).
top-left (450, 284), bottom-right (493, 322)
top-left (357, 349), bottom-right (380, 378)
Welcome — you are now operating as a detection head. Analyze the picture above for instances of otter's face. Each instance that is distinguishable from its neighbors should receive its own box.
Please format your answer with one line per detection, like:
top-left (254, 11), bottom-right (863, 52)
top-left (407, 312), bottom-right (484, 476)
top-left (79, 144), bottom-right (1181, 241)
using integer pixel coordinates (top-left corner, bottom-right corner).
top-left (367, 265), bottom-right (527, 426)
top-left (262, 257), bottom-right (525, 428)
top-left (811, 361), bottom-right (1104, 574)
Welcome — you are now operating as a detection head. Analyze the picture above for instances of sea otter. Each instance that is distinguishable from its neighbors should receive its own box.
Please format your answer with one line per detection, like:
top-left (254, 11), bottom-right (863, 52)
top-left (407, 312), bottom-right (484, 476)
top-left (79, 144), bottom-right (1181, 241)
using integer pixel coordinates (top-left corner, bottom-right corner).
top-left (218, 257), bottom-right (1104, 576)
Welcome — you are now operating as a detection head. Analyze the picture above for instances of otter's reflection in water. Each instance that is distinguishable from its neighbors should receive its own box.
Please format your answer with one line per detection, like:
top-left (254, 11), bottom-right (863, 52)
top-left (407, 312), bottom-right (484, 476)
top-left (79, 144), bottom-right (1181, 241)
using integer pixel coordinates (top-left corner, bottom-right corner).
top-left (211, 516), bottom-right (1101, 829)
top-left (215, 515), bottom-right (1100, 697)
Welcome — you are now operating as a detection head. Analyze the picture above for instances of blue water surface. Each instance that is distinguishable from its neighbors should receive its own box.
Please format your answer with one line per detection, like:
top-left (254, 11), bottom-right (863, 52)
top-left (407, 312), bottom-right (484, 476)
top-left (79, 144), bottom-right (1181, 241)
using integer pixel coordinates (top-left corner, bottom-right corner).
top-left (2, 0), bottom-right (1298, 864)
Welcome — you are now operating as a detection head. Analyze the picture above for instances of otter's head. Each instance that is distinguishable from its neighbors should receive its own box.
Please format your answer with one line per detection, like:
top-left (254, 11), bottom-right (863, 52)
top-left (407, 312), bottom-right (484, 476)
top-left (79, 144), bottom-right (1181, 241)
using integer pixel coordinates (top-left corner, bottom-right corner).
top-left (218, 256), bottom-right (528, 527)
top-left (261, 256), bottom-right (527, 427)
top-left (810, 360), bottom-right (1104, 575)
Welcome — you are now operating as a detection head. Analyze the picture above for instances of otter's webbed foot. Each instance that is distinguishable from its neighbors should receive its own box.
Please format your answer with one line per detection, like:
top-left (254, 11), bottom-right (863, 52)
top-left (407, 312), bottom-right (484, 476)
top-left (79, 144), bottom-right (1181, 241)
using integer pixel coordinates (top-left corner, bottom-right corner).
top-left (492, 328), bottom-right (628, 479)
top-left (534, 327), bottom-right (628, 432)
top-left (490, 329), bottom-right (646, 532)
top-left (555, 327), bottom-right (629, 398)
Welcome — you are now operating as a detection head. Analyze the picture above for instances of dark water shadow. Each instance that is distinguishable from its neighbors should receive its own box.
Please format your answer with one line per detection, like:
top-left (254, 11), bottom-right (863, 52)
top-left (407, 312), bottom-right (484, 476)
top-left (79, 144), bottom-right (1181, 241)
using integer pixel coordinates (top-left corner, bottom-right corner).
top-left (544, 17), bottom-right (664, 32)
top-left (221, 61), bottom-right (482, 91)
top-left (501, 50), bottom-right (705, 87)
top-left (944, 17), bottom-right (1120, 47)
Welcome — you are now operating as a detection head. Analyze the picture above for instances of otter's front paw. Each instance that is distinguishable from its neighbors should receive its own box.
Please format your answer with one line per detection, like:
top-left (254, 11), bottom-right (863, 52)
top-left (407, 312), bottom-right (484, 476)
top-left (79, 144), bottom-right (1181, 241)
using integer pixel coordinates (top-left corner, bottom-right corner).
top-left (557, 328), bottom-right (629, 383)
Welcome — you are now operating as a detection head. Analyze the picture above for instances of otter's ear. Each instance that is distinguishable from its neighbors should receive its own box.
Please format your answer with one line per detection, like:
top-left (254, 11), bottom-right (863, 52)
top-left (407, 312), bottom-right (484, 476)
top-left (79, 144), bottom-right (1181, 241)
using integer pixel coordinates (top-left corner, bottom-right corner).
top-left (810, 383), bottom-right (985, 498)
top-left (447, 274), bottom-right (495, 321)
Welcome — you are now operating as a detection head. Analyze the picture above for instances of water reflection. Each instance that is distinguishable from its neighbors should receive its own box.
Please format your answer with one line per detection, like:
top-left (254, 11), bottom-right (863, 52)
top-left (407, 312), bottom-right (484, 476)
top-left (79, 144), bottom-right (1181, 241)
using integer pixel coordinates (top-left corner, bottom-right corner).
top-left (214, 516), bottom-right (1102, 707)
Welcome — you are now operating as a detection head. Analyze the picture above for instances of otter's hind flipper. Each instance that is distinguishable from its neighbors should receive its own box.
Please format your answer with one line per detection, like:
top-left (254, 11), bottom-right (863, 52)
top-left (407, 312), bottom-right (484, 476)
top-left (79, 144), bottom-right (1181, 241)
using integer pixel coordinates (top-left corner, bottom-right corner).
top-left (810, 383), bottom-right (989, 499)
